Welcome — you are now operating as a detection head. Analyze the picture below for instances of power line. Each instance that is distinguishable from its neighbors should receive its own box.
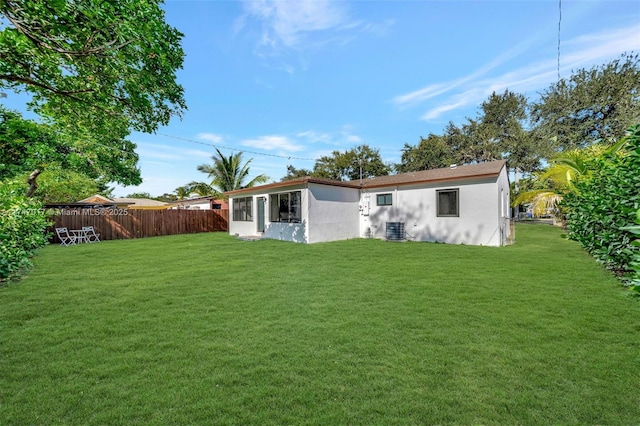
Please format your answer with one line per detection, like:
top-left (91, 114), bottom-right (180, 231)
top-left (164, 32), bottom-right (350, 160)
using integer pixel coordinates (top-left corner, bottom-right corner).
top-left (156, 132), bottom-right (317, 162)
top-left (557, 0), bottom-right (562, 80)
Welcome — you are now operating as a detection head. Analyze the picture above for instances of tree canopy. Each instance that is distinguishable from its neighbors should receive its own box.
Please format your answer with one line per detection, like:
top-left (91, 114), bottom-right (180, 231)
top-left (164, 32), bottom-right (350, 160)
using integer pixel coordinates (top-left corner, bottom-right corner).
top-left (397, 134), bottom-right (454, 173)
top-left (0, 0), bottom-right (186, 188)
top-left (313, 144), bottom-right (391, 181)
top-left (0, 107), bottom-right (136, 198)
top-left (0, 0), bottom-right (186, 132)
top-left (531, 53), bottom-right (640, 150)
top-left (398, 90), bottom-right (549, 175)
top-left (281, 165), bottom-right (314, 181)
top-left (397, 54), bottom-right (638, 178)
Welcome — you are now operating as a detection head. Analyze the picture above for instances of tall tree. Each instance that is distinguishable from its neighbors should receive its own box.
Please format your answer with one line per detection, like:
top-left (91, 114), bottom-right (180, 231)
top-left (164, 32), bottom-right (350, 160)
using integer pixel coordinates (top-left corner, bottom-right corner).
top-left (174, 185), bottom-right (192, 200)
top-left (185, 181), bottom-right (221, 197)
top-left (155, 192), bottom-right (178, 202)
top-left (396, 134), bottom-right (454, 173)
top-left (313, 144), bottom-right (391, 181)
top-left (478, 90), bottom-right (547, 175)
top-left (531, 53), bottom-right (640, 150)
top-left (0, 0), bottom-right (186, 188)
top-left (125, 192), bottom-right (153, 199)
top-left (196, 148), bottom-right (268, 193)
top-left (29, 168), bottom-right (99, 203)
top-left (0, 107), bottom-right (139, 196)
top-left (440, 121), bottom-right (489, 165)
top-left (281, 165), bottom-right (313, 181)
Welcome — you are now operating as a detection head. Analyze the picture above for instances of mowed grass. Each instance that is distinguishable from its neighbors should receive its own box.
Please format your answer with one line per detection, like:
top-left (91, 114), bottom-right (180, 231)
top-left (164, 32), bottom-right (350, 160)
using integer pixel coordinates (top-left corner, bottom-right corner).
top-left (1, 224), bottom-right (639, 425)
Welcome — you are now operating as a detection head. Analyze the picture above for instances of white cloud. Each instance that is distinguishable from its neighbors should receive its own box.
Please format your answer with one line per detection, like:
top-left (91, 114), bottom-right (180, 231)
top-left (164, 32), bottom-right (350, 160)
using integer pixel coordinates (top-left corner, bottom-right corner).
top-left (135, 142), bottom-right (182, 161)
top-left (297, 126), bottom-right (363, 147)
top-left (421, 90), bottom-right (483, 121)
top-left (393, 36), bottom-right (538, 109)
top-left (241, 135), bottom-right (304, 152)
top-left (243, 0), bottom-right (352, 49)
top-left (396, 22), bottom-right (640, 122)
top-left (197, 133), bottom-right (223, 143)
top-left (240, 0), bottom-right (391, 58)
top-left (184, 149), bottom-right (213, 159)
top-left (296, 130), bottom-right (334, 144)
top-left (392, 82), bottom-right (452, 109)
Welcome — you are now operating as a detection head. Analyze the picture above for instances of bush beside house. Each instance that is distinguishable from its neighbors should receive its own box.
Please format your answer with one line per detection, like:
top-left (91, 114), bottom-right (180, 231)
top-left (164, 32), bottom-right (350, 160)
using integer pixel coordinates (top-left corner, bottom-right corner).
top-left (0, 179), bottom-right (50, 281)
top-left (563, 125), bottom-right (640, 285)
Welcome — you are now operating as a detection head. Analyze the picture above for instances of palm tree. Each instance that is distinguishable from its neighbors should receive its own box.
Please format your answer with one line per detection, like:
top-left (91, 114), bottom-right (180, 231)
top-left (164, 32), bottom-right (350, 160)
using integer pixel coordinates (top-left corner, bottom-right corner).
top-left (513, 141), bottom-right (624, 218)
top-left (195, 148), bottom-right (268, 193)
top-left (186, 181), bottom-right (220, 198)
top-left (174, 185), bottom-right (192, 200)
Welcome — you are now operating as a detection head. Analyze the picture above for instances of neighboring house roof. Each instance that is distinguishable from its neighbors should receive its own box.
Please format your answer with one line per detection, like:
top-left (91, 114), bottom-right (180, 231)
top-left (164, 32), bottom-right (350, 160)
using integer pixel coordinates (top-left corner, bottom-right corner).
top-left (113, 197), bottom-right (168, 207)
top-left (226, 160), bottom-right (507, 196)
top-left (45, 202), bottom-right (121, 209)
top-left (78, 194), bottom-right (114, 204)
top-left (165, 196), bottom-right (229, 209)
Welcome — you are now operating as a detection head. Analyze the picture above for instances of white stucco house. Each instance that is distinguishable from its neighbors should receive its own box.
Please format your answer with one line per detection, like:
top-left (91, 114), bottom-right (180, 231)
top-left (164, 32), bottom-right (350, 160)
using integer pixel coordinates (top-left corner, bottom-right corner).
top-left (166, 196), bottom-right (228, 210)
top-left (226, 160), bottom-right (513, 246)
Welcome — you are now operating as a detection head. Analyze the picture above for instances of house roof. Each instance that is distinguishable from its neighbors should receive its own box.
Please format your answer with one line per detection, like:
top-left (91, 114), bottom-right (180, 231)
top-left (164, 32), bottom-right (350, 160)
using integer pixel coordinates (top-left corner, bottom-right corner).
top-left (356, 160), bottom-right (507, 189)
top-left (225, 176), bottom-right (359, 196)
top-left (168, 196), bottom-right (215, 204)
top-left (165, 196), bottom-right (229, 208)
top-left (225, 160), bottom-right (507, 196)
top-left (113, 197), bottom-right (168, 207)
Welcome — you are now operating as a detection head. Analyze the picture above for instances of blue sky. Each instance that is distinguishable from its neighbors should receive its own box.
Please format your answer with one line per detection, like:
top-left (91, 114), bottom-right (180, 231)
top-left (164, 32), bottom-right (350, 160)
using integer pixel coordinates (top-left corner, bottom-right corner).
top-left (4, 1), bottom-right (640, 196)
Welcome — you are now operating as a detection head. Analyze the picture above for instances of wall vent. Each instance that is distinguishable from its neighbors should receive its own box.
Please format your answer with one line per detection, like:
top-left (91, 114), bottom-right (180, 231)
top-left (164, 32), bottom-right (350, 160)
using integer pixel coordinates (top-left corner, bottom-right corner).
top-left (386, 222), bottom-right (405, 241)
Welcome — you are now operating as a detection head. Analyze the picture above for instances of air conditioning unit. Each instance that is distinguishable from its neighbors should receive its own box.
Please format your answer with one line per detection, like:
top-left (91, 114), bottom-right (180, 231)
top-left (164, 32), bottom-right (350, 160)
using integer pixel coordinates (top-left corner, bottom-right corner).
top-left (386, 222), bottom-right (405, 241)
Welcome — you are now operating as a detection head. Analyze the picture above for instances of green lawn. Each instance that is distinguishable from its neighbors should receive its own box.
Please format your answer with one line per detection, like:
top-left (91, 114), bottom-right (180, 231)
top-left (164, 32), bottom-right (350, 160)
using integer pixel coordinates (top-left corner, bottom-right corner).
top-left (1, 224), bottom-right (638, 424)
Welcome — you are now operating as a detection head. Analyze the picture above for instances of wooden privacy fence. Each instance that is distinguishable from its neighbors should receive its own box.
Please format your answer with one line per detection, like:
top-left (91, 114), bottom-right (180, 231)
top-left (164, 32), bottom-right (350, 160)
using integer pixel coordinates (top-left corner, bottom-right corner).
top-left (48, 208), bottom-right (228, 243)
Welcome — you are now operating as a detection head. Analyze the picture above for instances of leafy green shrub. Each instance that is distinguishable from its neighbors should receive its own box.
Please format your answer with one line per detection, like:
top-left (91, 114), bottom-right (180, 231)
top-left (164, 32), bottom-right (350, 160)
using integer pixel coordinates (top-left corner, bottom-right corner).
top-left (621, 209), bottom-right (640, 296)
top-left (563, 125), bottom-right (640, 276)
top-left (0, 179), bottom-right (50, 281)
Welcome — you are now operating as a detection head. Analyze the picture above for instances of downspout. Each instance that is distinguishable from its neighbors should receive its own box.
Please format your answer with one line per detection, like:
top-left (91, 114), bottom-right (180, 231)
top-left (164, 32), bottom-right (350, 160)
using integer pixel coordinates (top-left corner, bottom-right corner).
top-left (305, 181), bottom-right (309, 243)
top-left (394, 186), bottom-right (399, 222)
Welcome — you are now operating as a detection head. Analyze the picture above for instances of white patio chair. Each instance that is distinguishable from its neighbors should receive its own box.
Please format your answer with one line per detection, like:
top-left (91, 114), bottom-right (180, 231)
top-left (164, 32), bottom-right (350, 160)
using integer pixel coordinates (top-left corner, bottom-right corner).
top-left (82, 226), bottom-right (101, 243)
top-left (55, 227), bottom-right (77, 246)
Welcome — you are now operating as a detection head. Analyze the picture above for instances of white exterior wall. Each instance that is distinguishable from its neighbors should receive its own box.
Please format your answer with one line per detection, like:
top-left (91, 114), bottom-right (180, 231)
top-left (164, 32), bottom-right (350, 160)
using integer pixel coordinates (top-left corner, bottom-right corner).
top-left (361, 176), bottom-right (507, 246)
top-left (168, 200), bottom-right (211, 210)
top-left (307, 183), bottom-right (360, 243)
top-left (228, 195), bottom-right (259, 237)
top-left (496, 166), bottom-right (513, 245)
top-left (262, 186), bottom-right (308, 243)
top-left (228, 185), bottom-right (309, 243)
top-left (183, 201), bottom-right (210, 210)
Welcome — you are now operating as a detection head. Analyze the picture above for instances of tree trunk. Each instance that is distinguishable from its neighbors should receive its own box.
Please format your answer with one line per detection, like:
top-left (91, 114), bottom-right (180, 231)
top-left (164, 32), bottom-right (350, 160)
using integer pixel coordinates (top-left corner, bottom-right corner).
top-left (26, 169), bottom-right (41, 197)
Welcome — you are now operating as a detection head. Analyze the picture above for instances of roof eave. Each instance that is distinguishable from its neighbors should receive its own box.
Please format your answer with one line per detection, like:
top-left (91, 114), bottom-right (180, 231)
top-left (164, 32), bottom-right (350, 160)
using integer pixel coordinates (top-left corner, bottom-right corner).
top-left (225, 177), bottom-right (358, 196)
top-left (361, 171), bottom-right (504, 189)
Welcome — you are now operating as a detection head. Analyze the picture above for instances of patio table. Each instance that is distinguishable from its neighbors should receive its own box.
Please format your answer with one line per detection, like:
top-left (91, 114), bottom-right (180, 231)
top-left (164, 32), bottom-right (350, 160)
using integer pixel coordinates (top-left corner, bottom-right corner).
top-left (69, 229), bottom-right (89, 244)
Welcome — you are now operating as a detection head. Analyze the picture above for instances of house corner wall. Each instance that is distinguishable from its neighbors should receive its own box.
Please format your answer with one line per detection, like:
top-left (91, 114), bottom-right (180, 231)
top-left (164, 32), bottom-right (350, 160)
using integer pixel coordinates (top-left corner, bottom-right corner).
top-left (307, 184), bottom-right (360, 243)
top-left (361, 176), bottom-right (505, 246)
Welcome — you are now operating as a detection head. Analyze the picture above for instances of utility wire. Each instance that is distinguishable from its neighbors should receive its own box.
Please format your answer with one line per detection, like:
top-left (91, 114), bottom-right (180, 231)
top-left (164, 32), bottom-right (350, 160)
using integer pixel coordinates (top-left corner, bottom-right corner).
top-left (557, 0), bottom-right (562, 80)
top-left (157, 132), bottom-right (317, 161)
top-left (78, 131), bottom-right (319, 161)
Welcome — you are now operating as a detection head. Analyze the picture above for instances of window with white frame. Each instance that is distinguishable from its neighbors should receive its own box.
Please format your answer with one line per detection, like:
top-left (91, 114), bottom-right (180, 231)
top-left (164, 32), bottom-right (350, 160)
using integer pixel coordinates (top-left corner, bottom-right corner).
top-left (233, 197), bottom-right (253, 221)
top-left (270, 191), bottom-right (301, 223)
top-left (437, 189), bottom-right (459, 217)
